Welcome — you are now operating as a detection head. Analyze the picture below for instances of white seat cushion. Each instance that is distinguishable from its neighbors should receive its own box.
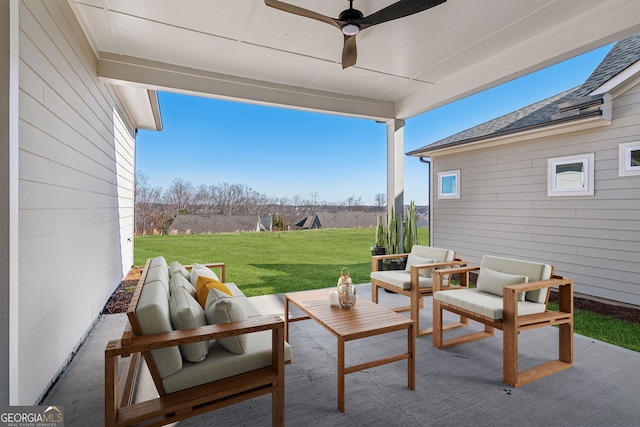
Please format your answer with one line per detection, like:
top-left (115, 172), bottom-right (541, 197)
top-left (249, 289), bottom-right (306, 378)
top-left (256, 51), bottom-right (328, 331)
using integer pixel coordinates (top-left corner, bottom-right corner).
top-left (162, 330), bottom-right (292, 394)
top-left (434, 289), bottom-right (546, 320)
top-left (371, 270), bottom-right (448, 290)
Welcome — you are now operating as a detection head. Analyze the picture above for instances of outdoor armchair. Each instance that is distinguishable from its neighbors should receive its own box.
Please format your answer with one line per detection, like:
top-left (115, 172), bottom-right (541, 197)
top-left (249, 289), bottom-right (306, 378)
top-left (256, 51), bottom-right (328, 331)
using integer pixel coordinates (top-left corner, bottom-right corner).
top-left (371, 245), bottom-right (468, 337)
top-left (432, 255), bottom-right (574, 387)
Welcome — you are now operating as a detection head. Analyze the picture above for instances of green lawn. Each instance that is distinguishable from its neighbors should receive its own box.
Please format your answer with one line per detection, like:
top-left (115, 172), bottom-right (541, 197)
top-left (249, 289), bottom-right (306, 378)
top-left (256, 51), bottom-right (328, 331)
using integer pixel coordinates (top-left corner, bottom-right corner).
top-left (135, 228), bottom-right (639, 352)
top-left (135, 228), bottom-right (429, 297)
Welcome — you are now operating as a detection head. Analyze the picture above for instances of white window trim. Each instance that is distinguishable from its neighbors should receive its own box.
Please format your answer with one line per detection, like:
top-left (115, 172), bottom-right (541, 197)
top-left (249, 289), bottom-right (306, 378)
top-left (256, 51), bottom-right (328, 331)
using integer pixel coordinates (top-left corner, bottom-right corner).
top-left (618, 141), bottom-right (640, 176)
top-left (547, 153), bottom-right (594, 196)
top-left (438, 170), bottom-right (460, 199)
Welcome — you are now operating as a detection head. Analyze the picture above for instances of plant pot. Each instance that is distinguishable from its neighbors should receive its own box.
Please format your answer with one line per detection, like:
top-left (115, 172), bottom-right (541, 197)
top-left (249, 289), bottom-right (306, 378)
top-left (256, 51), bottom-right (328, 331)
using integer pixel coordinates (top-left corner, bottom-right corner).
top-left (371, 246), bottom-right (386, 272)
top-left (381, 258), bottom-right (406, 271)
top-left (381, 258), bottom-right (406, 293)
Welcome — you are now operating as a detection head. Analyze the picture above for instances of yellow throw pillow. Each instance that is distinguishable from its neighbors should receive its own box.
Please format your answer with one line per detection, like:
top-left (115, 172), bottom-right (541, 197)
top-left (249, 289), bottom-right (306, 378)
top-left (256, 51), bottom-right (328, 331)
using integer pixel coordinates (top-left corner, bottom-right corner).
top-left (196, 276), bottom-right (233, 308)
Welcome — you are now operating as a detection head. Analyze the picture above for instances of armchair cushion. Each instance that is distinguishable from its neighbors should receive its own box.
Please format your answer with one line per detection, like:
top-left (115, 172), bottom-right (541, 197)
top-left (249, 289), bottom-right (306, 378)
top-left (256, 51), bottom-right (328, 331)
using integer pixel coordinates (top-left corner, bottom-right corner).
top-left (476, 267), bottom-right (528, 302)
top-left (169, 286), bottom-right (209, 362)
top-left (434, 289), bottom-right (546, 320)
top-left (370, 270), bottom-right (447, 290)
top-left (481, 256), bottom-right (552, 303)
top-left (405, 255), bottom-right (436, 278)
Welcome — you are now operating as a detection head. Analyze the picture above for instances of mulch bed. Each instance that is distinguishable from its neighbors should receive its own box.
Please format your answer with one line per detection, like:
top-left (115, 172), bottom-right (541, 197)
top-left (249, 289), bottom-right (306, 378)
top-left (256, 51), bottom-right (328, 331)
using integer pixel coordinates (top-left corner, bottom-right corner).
top-left (101, 267), bottom-right (142, 315)
top-left (102, 269), bottom-right (640, 323)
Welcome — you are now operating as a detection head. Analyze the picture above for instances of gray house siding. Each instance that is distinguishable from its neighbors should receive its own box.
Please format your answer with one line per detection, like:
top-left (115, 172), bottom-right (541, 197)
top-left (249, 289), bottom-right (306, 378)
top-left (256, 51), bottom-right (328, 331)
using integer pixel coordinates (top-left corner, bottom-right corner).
top-left (14, 0), bottom-right (136, 404)
top-left (431, 80), bottom-right (640, 306)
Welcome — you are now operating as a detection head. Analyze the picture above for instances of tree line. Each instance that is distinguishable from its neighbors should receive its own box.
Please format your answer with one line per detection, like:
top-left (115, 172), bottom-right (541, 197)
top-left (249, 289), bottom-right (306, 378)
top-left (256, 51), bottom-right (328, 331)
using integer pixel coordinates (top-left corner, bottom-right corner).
top-left (135, 171), bottom-right (386, 235)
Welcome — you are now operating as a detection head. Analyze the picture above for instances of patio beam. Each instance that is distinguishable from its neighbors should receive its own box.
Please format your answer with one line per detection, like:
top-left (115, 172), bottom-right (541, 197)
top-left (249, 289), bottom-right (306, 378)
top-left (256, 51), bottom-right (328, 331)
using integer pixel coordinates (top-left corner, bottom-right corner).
top-left (97, 54), bottom-right (396, 121)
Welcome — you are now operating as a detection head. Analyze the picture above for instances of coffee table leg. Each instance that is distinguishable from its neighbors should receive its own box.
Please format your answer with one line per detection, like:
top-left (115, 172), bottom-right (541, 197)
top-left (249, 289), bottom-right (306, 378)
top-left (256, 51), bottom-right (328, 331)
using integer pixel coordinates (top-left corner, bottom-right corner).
top-left (408, 322), bottom-right (416, 390)
top-left (338, 336), bottom-right (345, 412)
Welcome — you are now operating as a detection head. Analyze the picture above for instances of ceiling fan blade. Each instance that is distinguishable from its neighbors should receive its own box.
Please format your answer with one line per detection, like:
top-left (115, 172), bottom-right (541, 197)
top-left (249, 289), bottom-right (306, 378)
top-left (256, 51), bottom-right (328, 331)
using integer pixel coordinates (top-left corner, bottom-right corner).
top-left (342, 35), bottom-right (357, 69)
top-left (264, 0), bottom-right (340, 29)
top-left (360, 0), bottom-right (446, 28)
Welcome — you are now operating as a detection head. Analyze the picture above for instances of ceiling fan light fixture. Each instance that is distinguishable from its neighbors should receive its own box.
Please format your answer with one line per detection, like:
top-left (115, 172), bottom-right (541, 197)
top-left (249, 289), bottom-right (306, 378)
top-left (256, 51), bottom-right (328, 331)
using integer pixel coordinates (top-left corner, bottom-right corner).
top-left (341, 23), bottom-right (360, 36)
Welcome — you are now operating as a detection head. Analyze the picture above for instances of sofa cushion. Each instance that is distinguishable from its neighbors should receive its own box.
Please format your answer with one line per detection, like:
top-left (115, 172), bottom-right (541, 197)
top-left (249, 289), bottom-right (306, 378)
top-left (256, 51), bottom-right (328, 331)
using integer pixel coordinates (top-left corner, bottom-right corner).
top-left (205, 297), bottom-right (248, 354)
top-left (196, 276), bottom-right (233, 308)
top-left (476, 267), bottom-right (528, 302)
top-left (405, 255), bottom-right (436, 278)
top-left (190, 264), bottom-right (219, 288)
top-left (481, 256), bottom-right (552, 303)
top-left (144, 266), bottom-right (170, 297)
top-left (434, 289), bottom-right (546, 320)
top-left (135, 281), bottom-right (183, 378)
top-left (170, 272), bottom-right (196, 298)
top-left (169, 260), bottom-right (190, 281)
top-left (149, 256), bottom-right (168, 270)
top-left (162, 330), bottom-right (293, 394)
top-left (169, 287), bottom-right (208, 362)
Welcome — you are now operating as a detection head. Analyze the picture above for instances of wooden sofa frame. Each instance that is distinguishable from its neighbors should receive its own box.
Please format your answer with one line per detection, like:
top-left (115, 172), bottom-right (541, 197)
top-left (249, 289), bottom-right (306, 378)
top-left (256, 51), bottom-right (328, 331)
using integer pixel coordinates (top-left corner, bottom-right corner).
top-left (104, 259), bottom-right (286, 426)
top-left (371, 252), bottom-right (469, 337)
top-left (432, 265), bottom-right (573, 387)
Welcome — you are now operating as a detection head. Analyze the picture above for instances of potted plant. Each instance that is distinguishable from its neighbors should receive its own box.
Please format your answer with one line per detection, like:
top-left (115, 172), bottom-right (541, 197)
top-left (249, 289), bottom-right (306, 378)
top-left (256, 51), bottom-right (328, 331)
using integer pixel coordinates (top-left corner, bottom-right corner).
top-left (371, 214), bottom-right (387, 257)
top-left (382, 205), bottom-right (405, 271)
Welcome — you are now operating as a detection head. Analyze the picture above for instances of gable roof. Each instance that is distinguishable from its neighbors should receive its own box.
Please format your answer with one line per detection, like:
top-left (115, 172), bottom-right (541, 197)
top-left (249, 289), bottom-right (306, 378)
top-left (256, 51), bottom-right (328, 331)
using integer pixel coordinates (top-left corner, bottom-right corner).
top-left (168, 214), bottom-right (260, 234)
top-left (408, 33), bottom-right (640, 156)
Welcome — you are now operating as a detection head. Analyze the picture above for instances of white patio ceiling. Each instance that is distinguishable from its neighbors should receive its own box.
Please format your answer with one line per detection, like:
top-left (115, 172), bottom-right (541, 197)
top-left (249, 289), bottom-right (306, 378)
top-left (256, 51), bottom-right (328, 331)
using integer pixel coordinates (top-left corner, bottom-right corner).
top-left (69, 0), bottom-right (640, 122)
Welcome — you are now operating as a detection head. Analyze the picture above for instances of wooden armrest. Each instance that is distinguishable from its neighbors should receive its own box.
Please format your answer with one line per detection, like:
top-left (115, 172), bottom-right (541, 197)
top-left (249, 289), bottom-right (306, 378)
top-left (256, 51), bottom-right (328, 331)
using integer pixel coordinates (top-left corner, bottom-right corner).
top-left (432, 264), bottom-right (479, 291)
top-left (503, 275), bottom-right (572, 294)
top-left (411, 259), bottom-right (468, 272)
top-left (107, 316), bottom-right (284, 358)
top-left (503, 275), bottom-right (573, 314)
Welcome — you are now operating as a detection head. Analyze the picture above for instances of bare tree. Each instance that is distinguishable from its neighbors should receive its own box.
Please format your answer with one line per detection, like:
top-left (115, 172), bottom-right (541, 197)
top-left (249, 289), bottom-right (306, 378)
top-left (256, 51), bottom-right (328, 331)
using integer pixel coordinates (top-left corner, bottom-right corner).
top-left (164, 178), bottom-right (194, 212)
top-left (374, 193), bottom-right (386, 208)
top-left (135, 171), bottom-right (164, 234)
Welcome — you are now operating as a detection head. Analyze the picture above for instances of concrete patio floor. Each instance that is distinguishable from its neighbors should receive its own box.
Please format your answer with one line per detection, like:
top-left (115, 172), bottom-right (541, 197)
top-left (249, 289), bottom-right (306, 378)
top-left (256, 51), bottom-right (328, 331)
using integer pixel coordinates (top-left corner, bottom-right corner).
top-left (42, 284), bottom-right (640, 426)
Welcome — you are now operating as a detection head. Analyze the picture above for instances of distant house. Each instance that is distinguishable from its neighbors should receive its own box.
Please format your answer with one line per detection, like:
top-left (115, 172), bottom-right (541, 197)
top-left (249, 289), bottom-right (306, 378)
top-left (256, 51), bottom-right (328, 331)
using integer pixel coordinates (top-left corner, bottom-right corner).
top-left (169, 214), bottom-right (268, 234)
top-left (295, 211), bottom-right (382, 230)
top-left (408, 34), bottom-right (640, 307)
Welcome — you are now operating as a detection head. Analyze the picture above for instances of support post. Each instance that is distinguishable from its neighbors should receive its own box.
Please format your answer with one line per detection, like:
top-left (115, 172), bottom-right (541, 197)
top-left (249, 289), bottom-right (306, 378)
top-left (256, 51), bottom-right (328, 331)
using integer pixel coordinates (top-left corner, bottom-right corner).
top-left (386, 119), bottom-right (405, 253)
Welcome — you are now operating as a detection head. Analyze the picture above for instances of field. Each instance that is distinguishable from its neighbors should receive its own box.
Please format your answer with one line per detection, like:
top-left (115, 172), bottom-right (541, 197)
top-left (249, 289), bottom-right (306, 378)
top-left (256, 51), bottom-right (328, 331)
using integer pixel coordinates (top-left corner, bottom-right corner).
top-left (135, 228), bottom-right (429, 297)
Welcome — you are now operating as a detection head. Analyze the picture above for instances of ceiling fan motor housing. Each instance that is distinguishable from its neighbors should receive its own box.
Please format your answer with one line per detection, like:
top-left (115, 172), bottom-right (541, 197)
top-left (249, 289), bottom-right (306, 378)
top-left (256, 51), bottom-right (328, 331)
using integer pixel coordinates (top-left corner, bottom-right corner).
top-left (339, 6), bottom-right (363, 35)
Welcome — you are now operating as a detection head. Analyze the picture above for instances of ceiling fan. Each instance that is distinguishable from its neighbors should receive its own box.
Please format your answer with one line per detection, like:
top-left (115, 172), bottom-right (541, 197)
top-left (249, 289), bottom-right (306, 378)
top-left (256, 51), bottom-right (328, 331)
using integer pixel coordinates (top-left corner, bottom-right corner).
top-left (264, 0), bottom-right (446, 69)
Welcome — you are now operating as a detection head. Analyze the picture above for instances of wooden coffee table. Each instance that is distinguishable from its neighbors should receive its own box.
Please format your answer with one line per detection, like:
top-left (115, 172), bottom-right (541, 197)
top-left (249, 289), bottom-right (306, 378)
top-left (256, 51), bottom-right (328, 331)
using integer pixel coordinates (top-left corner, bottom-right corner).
top-left (285, 288), bottom-right (415, 412)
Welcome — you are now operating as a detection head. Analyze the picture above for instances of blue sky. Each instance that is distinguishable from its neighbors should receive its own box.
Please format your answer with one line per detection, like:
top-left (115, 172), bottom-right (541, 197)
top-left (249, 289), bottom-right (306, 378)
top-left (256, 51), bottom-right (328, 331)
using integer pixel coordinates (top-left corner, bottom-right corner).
top-left (137, 44), bottom-right (613, 206)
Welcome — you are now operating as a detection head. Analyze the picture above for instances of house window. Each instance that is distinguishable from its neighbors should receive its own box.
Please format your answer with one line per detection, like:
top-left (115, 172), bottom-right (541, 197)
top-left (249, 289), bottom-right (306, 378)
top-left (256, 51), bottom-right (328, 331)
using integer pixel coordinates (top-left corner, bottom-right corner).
top-left (547, 153), bottom-right (594, 196)
top-left (438, 170), bottom-right (460, 199)
top-left (619, 141), bottom-right (640, 176)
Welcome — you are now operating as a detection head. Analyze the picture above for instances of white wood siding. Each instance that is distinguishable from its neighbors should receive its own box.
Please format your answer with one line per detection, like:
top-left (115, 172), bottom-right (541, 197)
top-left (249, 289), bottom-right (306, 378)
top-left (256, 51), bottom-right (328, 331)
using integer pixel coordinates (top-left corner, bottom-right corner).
top-left (17, 0), bottom-right (135, 403)
top-left (431, 83), bottom-right (640, 307)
